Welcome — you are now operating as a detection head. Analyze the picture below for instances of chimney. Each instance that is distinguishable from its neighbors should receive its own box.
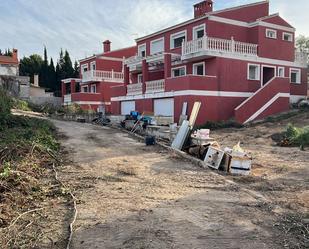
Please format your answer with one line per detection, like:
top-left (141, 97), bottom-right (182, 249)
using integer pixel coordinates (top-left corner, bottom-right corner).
top-left (12, 48), bottom-right (18, 62)
top-left (103, 40), bottom-right (111, 53)
top-left (194, 0), bottom-right (213, 18)
top-left (33, 74), bottom-right (39, 87)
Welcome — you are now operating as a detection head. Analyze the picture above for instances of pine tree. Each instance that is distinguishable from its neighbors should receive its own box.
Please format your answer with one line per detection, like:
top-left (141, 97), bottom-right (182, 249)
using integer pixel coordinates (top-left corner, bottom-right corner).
top-left (48, 58), bottom-right (56, 92)
top-left (73, 60), bottom-right (79, 78)
top-left (40, 46), bottom-right (49, 88)
top-left (63, 50), bottom-right (74, 78)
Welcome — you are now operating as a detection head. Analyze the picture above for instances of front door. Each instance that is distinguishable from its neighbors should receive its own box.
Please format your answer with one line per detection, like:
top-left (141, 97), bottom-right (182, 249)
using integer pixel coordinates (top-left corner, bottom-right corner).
top-left (262, 66), bottom-right (275, 86)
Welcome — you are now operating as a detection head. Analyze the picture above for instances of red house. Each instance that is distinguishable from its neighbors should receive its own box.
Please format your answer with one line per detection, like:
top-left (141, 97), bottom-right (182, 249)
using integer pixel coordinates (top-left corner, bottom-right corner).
top-left (61, 41), bottom-right (136, 113)
top-left (110, 0), bottom-right (308, 124)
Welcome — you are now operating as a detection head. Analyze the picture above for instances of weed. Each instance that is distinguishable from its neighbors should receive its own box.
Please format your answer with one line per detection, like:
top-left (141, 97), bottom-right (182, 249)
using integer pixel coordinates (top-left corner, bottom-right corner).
top-left (196, 120), bottom-right (243, 130)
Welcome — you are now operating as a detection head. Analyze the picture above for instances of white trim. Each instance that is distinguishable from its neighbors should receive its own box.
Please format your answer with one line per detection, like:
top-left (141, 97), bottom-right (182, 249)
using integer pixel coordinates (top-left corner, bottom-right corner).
top-left (79, 55), bottom-right (126, 63)
top-left (261, 65), bottom-right (276, 86)
top-left (111, 90), bottom-right (253, 102)
top-left (81, 64), bottom-right (88, 74)
top-left (282, 32), bottom-right (293, 42)
top-left (193, 62), bottom-right (205, 76)
top-left (171, 65), bottom-right (187, 78)
top-left (208, 15), bottom-right (295, 33)
top-left (82, 85), bottom-right (88, 93)
top-left (265, 28), bottom-right (277, 39)
top-left (74, 101), bottom-right (108, 105)
top-left (170, 30), bottom-right (187, 49)
top-left (290, 68), bottom-right (301, 84)
top-left (90, 61), bottom-right (96, 71)
top-left (137, 74), bottom-right (143, 83)
top-left (97, 56), bottom-right (125, 62)
top-left (277, 66), bottom-right (285, 77)
top-left (193, 24), bottom-right (206, 40)
top-left (244, 93), bottom-right (290, 124)
top-left (150, 37), bottom-right (165, 55)
top-left (235, 76), bottom-right (276, 111)
top-left (62, 78), bottom-right (81, 84)
top-left (90, 84), bottom-right (96, 93)
top-left (247, 63), bottom-right (261, 81)
top-left (138, 43), bottom-right (146, 57)
top-left (256, 13), bottom-right (280, 21)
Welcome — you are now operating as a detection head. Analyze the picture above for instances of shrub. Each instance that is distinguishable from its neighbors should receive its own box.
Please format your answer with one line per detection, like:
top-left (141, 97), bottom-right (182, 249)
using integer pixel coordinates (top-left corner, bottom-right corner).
top-left (286, 123), bottom-right (309, 147)
top-left (0, 88), bottom-right (12, 121)
top-left (196, 120), bottom-right (243, 130)
top-left (12, 98), bottom-right (31, 111)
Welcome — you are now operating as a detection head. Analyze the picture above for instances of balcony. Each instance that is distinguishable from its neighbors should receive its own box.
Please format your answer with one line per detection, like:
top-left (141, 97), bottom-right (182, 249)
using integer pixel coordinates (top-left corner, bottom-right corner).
top-left (127, 83), bottom-right (142, 95)
top-left (182, 36), bottom-right (258, 60)
top-left (82, 70), bottom-right (124, 83)
top-left (145, 79), bottom-right (165, 94)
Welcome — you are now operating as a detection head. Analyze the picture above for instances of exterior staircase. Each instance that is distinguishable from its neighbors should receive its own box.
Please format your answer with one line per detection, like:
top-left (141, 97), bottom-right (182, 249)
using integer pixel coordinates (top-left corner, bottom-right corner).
top-left (235, 77), bottom-right (290, 124)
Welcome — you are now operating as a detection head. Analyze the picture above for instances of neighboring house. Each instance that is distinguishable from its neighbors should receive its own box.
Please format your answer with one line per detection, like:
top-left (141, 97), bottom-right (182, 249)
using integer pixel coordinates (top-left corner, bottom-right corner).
top-left (0, 49), bottom-right (19, 76)
top-left (0, 49), bottom-right (30, 98)
top-left (110, 0), bottom-right (308, 124)
top-left (61, 40), bottom-right (136, 113)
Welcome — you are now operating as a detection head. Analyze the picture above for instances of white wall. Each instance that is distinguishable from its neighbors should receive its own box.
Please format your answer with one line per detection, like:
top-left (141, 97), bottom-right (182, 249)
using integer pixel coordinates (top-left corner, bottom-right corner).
top-left (0, 65), bottom-right (18, 76)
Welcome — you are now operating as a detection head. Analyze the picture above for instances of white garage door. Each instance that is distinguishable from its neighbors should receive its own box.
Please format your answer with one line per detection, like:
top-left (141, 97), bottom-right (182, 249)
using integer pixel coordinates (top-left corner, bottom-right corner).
top-left (154, 98), bottom-right (174, 117)
top-left (121, 101), bottom-right (135, 115)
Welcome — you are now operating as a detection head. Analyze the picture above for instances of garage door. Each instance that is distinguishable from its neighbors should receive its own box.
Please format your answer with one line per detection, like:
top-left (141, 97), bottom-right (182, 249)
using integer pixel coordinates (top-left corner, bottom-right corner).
top-left (121, 101), bottom-right (135, 115)
top-left (154, 98), bottom-right (174, 116)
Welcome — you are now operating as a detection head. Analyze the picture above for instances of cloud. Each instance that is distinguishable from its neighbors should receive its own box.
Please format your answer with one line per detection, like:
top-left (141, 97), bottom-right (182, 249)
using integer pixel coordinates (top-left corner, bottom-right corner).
top-left (0, 0), bottom-right (308, 62)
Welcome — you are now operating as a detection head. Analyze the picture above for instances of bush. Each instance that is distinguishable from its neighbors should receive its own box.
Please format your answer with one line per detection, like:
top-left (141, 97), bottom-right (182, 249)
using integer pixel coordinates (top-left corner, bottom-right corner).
top-left (12, 98), bottom-right (31, 111)
top-left (286, 123), bottom-right (309, 147)
top-left (0, 88), bottom-right (12, 121)
top-left (196, 120), bottom-right (243, 130)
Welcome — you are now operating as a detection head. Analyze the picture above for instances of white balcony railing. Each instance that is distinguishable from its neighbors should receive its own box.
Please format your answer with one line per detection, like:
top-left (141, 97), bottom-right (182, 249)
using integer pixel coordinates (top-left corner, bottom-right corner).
top-left (182, 36), bottom-right (258, 58)
top-left (127, 83), bottom-right (143, 95)
top-left (82, 70), bottom-right (124, 83)
top-left (63, 94), bottom-right (71, 104)
top-left (145, 79), bottom-right (165, 94)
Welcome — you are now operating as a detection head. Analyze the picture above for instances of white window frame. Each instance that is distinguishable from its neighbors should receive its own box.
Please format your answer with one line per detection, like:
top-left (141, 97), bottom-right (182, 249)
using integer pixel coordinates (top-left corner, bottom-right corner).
top-left (265, 29), bottom-right (277, 39)
top-left (290, 68), bottom-right (301, 84)
top-left (171, 66), bottom-right (186, 78)
top-left (90, 61), bottom-right (96, 71)
top-left (81, 64), bottom-right (88, 74)
top-left (137, 74), bottom-right (143, 83)
top-left (82, 86), bottom-right (88, 93)
top-left (193, 24), bottom-right (206, 40)
top-left (282, 32), bottom-right (293, 42)
top-left (247, 63), bottom-right (261, 81)
top-left (150, 37), bottom-right (164, 55)
top-left (90, 84), bottom-right (96, 93)
top-left (170, 30), bottom-right (187, 49)
top-left (138, 43), bottom-right (146, 57)
top-left (193, 62), bottom-right (205, 76)
top-left (277, 67), bottom-right (285, 77)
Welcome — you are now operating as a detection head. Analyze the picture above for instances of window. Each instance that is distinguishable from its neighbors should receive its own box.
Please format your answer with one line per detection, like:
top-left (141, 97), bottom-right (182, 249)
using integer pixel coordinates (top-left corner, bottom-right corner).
top-left (150, 38), bottom-right (164, 55)
top-left (193, 62), bottom-right (205, 76)
top-left (81, 64), bottom-right (88, 74)
top-left (248, 64), bottom-right (260, 80)
top-left (90, 61), bottom-right (96, 71)
top-left (172, 66), bottom-right (186, 78)
top-left (170, 30), bottom-right (187, 49)
top-left (277, 67), bottom-right (285, 77)
top-left (283, 32), bottom-right (293, 42)
top-left (266, 29), bottom-right (277, 39)
top-left (138, 44), bottom-right (146, 57)
top-left (82, 86), bottom-right (88, 93)
top-left (137, 74), bottom-right (143, 83)
top-left (193, 24), bottom-right (206, 39)
top-left (90, 85), bottom-right (96, 93)
top-left (290, 68), bottom-right (301, 84)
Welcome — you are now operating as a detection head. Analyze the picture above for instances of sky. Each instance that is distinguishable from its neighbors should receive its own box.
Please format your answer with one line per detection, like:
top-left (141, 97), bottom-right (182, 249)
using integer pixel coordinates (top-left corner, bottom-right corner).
top-left (0, 0), bottom-right (308, 62)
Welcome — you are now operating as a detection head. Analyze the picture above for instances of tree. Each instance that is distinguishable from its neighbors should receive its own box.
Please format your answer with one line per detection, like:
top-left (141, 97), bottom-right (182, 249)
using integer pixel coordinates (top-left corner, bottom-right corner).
top-left (40, 46), bottom-right (49, 88)
top-left (48, 58), bottom-right (56, 92)
top-left (296, 35), bottom-right (309, 65)
top-left (73, 60), bottom-right (79, 78)
top-left (19, 54), bottom-right (43, 83)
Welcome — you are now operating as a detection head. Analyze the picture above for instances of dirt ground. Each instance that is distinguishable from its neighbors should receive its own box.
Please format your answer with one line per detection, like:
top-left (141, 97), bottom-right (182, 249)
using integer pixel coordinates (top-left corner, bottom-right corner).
top-left (50, 112), bottom-right (308, 249)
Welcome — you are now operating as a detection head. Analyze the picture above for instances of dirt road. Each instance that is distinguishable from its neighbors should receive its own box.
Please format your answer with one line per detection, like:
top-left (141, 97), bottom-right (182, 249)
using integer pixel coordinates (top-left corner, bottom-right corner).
top-left (52, 116), bottom-right (308, 249)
